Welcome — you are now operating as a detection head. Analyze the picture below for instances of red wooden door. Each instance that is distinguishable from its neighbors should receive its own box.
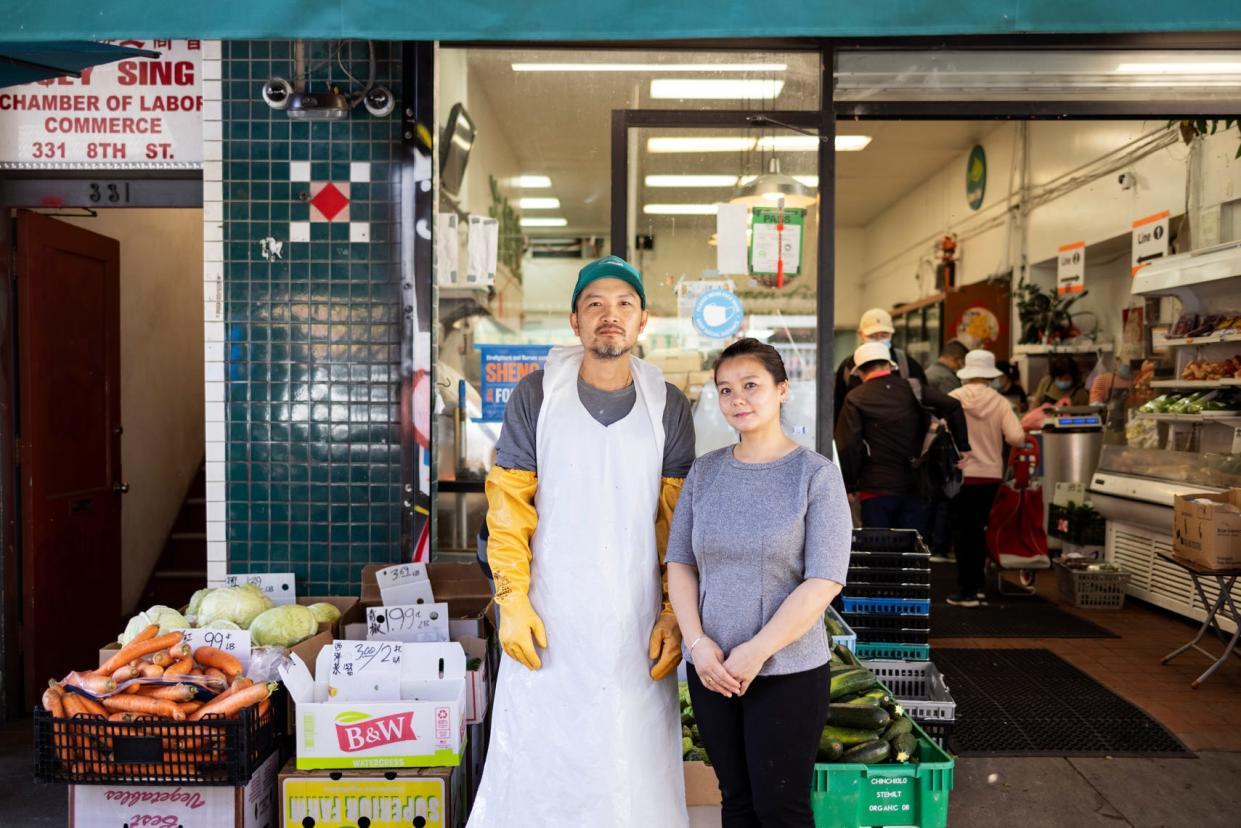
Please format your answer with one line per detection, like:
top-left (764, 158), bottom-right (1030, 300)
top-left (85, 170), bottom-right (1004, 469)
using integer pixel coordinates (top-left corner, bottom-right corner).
top-left (16, 211), bottom-right (122, 706)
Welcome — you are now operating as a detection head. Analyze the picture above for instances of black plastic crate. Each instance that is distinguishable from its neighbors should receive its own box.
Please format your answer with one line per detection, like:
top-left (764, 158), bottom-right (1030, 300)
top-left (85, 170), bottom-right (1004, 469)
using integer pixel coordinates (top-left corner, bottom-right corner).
top-left (1047, 504), bottom-right (1106, 546)
top-left (851, 627), bottom-right (931, 644)
top-left (916, 717), bottom-right (954, 751)
top-left (842, 611), bottom-right (931, 632)
top-left (851, 528), bottom-right (929, 554)
top-left (845, 582), bottom-right (932, 600)
top-left (847, 565), bottom-right (932, 585)
top-left (34, 691), bottom-right (278, 786)
top-left (848, 551), bottom-right (931, 571)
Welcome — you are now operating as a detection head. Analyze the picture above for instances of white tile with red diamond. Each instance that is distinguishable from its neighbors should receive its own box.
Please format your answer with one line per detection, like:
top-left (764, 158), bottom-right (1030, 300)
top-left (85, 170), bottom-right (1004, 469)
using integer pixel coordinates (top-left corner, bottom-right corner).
top-left (308, 181), bottom-right (350, 222)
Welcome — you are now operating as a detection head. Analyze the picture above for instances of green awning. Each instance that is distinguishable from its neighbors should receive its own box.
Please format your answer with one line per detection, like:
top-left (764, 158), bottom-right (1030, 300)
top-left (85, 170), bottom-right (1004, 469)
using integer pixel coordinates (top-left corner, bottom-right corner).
top-left (0, 1), bottom-right (1237, 40)
top-left (0, 41), bottom-right (159, 89)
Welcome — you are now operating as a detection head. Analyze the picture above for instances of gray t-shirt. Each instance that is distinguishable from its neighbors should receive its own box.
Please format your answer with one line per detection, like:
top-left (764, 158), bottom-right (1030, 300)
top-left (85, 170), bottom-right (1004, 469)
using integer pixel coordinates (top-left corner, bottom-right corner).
top-left (666, 446), bottom-right (852, 675)
top-left (494, 369), bottom-right (695, 478)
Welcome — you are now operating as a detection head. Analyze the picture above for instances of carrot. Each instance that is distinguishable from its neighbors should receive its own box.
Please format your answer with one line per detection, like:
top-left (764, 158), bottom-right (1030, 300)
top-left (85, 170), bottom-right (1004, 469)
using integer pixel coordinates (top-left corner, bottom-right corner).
top-left (178, 701), bottom-right (204, 715)
top-left (98, 630), bottom-right (183, 675)
top-left (164, 656), bottom-right (194, 678)
top-left (61, 694), bottom-right (90, 719)
top-left (193, 647), bottom-right (244, 680)
top-left (189, 681), bottom-right (272, 721)
top-left (102, 694), bottom-right (185, 721)
top-left (137, 663), bottom-right (164, 678)
top-left (203, 667), bottom-right (226, 682)
top-left (64, 672), bottom-right (116, 696)
top-left (257, 697), bottom-right (271, 720)
top-left (169, 643), bottom-right (192, 660)
top-left (140, 684), bottom-right (196, 702)
top-left (150, 650), bottom-right (172, 667)
top-left (74, 693), bottom-right (108, 718)
top-left (110, 664), bottom-right (139, 683)
top-left (107, 712), bottom-right (135, 723)
top-left (42, 684), bottom-right (65, 717)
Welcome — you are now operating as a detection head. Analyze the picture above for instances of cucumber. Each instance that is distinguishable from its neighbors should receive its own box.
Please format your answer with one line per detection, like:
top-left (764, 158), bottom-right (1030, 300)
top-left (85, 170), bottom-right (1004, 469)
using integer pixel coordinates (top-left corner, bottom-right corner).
top-left (838, 694), bottom-right (882, 707)
top-left (881, 715), bottom-right (914, 741)
top-left (833, 643), bottom-right (861, 667)
top-left (830, 664), bottom-right (858, 677)
top-left (820, 725), bottom-right (881, 746)
top-left (828, 703), bottom-right (891, 731)
top-left (825, 614), bottom-right (846, 637)
top-left (840, 739), bottom-right (891, 765)
top-left (892, 732), bottom-right (919, 763)
top-left (862, 688), bottom-right (894, 705)
top-left (817, 737), bottom-right (845, 762)
top-left (830, 668), bottom-right (877, 700)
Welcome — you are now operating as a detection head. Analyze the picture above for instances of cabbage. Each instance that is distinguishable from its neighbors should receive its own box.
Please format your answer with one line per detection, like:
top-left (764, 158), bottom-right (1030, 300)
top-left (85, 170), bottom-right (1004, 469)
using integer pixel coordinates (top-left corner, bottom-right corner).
top-left (248, 605), bottom-right (320, 648)
top-left (118, 605), bottom-right (190, 645)
top-left (199, 619), bottom-right (241, 630)
top-left (306, 602), bottom-right (341, 625)
top-left (197, 586), bottom-right (273, 629)
top-left (186, 588), bottom-right (211, 622)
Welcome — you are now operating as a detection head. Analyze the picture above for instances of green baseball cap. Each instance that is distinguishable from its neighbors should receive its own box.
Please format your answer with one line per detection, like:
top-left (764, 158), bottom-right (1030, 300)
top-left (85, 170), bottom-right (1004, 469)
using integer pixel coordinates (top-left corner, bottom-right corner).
top-left (570, 256), bottom-right (646, 312)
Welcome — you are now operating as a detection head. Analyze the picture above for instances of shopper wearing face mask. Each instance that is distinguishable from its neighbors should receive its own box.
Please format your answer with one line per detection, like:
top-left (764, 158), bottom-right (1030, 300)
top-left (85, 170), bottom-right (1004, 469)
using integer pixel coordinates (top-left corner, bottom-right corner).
top-left (993, 361), bottom-right (1029, 414)
top-left (1089, 360), bottom-right (1133, 405)
top-left (1029, 356), bottom-right (1090, 419)
top-left (833, 307), bottom-right (928, 426)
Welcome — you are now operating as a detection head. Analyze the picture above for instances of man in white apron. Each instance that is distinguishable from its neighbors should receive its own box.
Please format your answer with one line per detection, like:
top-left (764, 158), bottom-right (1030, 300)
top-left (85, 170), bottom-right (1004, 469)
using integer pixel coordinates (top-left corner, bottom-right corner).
top-left (468, 256), bottom-right (694, 827)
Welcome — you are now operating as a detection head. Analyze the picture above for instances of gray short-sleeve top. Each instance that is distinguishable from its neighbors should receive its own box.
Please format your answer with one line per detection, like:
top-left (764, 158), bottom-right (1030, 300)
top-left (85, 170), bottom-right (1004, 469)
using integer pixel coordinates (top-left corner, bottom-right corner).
top-left (665, 445), bottom-right (852, 676)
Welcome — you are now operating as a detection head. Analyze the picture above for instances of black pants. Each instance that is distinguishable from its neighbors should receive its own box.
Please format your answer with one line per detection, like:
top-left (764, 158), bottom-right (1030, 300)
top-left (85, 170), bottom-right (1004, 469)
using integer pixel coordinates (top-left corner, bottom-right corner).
top-left (687, 663), bottom-right (831, 827)
top-left (951, 481), bottom-right (1001, 594)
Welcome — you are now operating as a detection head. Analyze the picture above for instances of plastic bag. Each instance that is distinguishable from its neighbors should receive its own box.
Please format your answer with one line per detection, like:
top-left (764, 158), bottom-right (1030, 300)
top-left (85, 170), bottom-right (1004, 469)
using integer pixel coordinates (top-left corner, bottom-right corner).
top-left (247, 646), bottom-right (293, 683)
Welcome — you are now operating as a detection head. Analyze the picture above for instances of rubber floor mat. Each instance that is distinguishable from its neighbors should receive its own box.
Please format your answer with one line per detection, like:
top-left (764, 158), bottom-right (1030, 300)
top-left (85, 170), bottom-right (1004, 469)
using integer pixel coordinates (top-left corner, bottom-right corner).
top-left (931, 648), bottom-right (1193, 757)
top-left (931, 562), bottom-right (1117, 638)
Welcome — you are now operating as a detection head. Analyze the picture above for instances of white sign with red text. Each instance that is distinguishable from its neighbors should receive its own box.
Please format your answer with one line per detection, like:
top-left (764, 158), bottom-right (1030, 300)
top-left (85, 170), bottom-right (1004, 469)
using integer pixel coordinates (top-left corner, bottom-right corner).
top-left (0, 39), bottom-right (202, 168)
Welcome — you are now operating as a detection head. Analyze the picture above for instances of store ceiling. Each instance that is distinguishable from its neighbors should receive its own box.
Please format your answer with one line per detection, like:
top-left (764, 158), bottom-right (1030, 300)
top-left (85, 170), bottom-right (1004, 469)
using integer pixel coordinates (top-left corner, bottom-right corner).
top-left (460, 49), bottom-right (991, 235)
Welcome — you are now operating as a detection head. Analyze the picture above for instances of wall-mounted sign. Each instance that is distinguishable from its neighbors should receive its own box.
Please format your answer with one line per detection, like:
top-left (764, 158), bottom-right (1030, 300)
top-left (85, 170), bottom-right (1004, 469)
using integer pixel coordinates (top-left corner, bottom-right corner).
top-left (692, 288), bottom-right (744, 340)
top-left (965, 145), bottom-right (987, 211)
top-left (1131, 210), bottom-right (1170, 277)
top-left (0, 39), bottom-right (202, 169)
top-left (1057, 241), bottom-right (1086, 296)
top-left (476, 344), bottom-right (552, 423)
top-left (750, 206), bottom-right (803, 277)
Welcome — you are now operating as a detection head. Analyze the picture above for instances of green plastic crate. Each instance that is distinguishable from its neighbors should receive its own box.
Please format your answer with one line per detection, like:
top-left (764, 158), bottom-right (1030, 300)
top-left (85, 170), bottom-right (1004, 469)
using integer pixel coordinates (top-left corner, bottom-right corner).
top-left (856, 642), bottom-right (931, 660)
top-left (811, 720), bottom-right (954, 828)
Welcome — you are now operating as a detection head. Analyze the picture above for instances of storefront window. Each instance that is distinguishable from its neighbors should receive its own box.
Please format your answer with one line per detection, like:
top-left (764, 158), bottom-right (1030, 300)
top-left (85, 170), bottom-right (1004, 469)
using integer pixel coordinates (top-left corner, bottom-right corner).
top-left (836, 50), bottom-right (1241, 101)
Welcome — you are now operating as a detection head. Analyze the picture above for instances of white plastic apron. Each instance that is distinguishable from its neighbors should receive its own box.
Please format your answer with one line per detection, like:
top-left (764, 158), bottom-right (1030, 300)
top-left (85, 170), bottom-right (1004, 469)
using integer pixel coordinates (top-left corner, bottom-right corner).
top-left (468, 345), bottom-right (687, 828)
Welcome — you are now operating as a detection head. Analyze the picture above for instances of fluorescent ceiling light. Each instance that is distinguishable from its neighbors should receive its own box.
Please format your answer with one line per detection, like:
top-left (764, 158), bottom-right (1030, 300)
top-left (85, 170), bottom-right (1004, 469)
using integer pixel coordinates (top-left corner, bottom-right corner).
top-left (519, 197), bottom-right (561, 209)
top-left (835, 135), bottom-right (873, 151)
top-left (650, 79), bottom-right (784, 100)
top-left (1115, 62), bottom-right (1241, 74)
top-left (516, 175), bottom-right (552, 188)
top-left (512, 62), bottom-right (787, 72)
top-left (520, 217), bottom-right (568, 227)
top-left (647, 137), bottom-right (755, 153)
top-left (645, 175), bottom-right (739, 188)
top-left (756, 135), bottom-right (820, 151)
top-left (643, 204), bottom-right (719, 216)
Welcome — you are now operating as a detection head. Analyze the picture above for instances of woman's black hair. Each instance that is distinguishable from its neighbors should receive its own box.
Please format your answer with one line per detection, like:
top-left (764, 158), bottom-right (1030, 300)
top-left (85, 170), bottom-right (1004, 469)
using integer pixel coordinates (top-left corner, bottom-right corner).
top-left (714, 337), bottom-right (788, 385)
top-left (1049, 355), bottom-right (1081, 384)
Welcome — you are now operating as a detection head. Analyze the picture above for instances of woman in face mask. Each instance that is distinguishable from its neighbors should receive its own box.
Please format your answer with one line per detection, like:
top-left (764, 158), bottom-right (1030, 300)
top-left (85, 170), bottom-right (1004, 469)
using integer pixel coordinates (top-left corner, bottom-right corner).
top-left (1088, 360), bottom-right (1133, 405)
top-left (1032, 356), bottom-right (1090, 410)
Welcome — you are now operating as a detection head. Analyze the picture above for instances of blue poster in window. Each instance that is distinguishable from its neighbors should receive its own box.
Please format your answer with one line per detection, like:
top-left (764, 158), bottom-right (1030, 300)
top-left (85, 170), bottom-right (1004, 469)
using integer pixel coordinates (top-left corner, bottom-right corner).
top-left (476, 344), bottom-right (552, 422)
top-left (692, 288), bottom-right (744, 340)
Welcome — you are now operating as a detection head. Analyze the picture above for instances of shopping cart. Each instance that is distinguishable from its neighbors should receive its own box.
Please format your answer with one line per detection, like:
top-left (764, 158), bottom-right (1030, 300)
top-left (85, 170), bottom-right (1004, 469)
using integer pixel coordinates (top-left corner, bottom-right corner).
top-left (985, 435), bottom-right (1051, 594)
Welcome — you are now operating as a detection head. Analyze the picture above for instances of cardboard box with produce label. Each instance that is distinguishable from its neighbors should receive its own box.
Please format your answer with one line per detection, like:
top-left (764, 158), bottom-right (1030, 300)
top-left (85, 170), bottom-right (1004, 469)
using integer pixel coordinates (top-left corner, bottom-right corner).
top-left (69, 751), bottom-right (278, 828)
top-left (278, 758), bottom-right (464, 828)
top-left (280, 640), bottom-right (466, 770)
top-left (1173, 489), bottom-right (1241, 569)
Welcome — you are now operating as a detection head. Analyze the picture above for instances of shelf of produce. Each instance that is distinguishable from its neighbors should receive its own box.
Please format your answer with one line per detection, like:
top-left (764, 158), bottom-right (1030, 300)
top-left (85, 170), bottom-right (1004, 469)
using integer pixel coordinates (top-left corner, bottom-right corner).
top-left (1013, 342), bottom-right (1113, 355)
top-left (1159, 331), bottom-right (1241, 347)
top-left (1134, 412), bottom-right (1241, 423)
top-left (1149, 379), bottom-right (1241, 389)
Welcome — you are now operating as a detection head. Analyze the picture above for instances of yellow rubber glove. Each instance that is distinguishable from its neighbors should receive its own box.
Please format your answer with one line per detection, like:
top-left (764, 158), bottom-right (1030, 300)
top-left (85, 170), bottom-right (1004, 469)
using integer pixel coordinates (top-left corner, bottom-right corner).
top-left (486, 466), bottom-right (548, 671)
top-left (649, 476), bottom-right (685, 680)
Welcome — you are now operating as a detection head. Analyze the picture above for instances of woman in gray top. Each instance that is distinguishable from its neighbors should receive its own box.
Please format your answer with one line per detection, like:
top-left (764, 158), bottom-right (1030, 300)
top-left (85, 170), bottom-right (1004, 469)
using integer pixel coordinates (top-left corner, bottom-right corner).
top-left (667, 338), bottom-right (851, 827)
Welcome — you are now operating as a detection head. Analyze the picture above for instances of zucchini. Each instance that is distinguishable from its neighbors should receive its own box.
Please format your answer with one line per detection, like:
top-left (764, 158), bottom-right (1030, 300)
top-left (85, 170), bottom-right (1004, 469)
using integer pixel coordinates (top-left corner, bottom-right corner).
top-left (830, 664), bottom-right (858, 677)
top-left (862, 688), bottom-right (894, 705)
top-left (833, 643), bottom-right (861, 667)
top-left (828, 703), bottom-right (891, 731)
top-left (830, 668), bottom-right (877, 700)
top-left (817, 737), bottom-right (845, 762)
top-left (881, 715), bottom-right (914, 741)
top-left (838, 694), bottom-right (882, 707)
top-left (892, 732), bottom-right (919, 763)
top-left (825, 614), bottom-right (846, 637)
top-left (840, 739), bottom-right (891, 765)
top-left (819, 725), bottom-right (881, 746)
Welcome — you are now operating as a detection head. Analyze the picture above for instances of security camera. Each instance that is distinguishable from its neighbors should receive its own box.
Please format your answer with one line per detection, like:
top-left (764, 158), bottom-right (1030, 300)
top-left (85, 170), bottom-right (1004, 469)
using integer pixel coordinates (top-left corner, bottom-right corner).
top-left (1118, 172), bottom-right (1136, 191)
top-left (262, 77), bottom-right (293, 110)
top-left (363, 85), bottom-right (396, 118)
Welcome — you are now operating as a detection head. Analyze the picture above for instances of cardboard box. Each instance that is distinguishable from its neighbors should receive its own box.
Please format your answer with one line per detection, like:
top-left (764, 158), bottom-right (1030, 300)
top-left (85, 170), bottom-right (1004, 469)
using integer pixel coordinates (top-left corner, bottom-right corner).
top-left (280, 640), bottom-right (467, 770)
top-left (683, 760), bottom-right (721, 806)
top-left (457, 636), bottom-right (490, 725)
top-left (278, 757), bottom-right (465, 828)
top-left (1173, 489), bottom-right (1241, 569)
top-left (69, 751), bottom-right (279, 828)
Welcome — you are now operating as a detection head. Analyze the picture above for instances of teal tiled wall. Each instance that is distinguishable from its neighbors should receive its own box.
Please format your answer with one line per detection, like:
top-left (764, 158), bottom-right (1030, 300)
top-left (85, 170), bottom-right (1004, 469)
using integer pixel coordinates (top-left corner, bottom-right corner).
top-left (223, 41), bottom-right (404, 594)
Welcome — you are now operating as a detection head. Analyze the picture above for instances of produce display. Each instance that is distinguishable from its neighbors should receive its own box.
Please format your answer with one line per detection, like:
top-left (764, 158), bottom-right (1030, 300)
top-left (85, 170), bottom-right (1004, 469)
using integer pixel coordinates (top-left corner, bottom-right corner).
top-left (1139, 391), bottom-right (1241, 414)
top-left (1170, 312), bottom-right (1241, 339)
top-left (115, 586), bottom-right (326, 653)
top-left (678, 644), bottom-right (925, 768)
top-left (1180, 358), bottom-right (1241, 381)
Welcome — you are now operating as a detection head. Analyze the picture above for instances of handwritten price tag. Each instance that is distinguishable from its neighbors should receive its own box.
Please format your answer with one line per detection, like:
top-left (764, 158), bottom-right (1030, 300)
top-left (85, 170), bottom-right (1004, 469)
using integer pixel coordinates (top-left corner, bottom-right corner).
top-left (172, 628), bottom-right (252, 670)
top-left (227, 572), bottom-right (296, 605)
top-left (366, 603), bottom-right (450, 643)
top-left (327, 640), bottom-right (403, 701)
top-left (375, 563), bottom-right (435, 607)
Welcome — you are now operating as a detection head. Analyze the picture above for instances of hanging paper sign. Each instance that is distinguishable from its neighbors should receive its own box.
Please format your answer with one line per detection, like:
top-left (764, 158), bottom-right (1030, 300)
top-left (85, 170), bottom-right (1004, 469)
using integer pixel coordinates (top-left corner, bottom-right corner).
top-left (749, 207), bottom-right (803, 277)
top-left (227, 572), bottom-right (296, 605)
top-left (692, 288), bottom-right (745, 340)
top-left (366, 603), bottom-right (450, 643)
top-left (0, 39), bottom-right (203, 169)
top-left (1057, 241), bottom-right (1086, 296)
top-left (1131, 210), bottom-right (1170, 277)
top-left (173, 628), bottom-right (252, 670)
top-left (476, 344), bottom-right (552, 423)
